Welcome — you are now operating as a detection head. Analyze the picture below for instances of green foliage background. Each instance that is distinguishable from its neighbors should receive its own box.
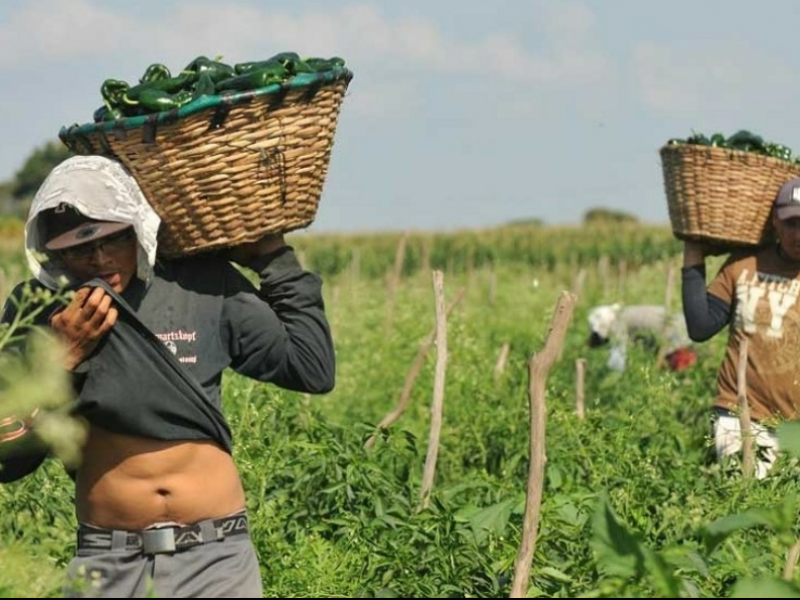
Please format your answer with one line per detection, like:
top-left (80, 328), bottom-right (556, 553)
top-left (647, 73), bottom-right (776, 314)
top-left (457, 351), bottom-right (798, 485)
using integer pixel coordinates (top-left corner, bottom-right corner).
top-left (2, 219), bottom-right (800, 598)
top-left (9, 142), bottom-right (72, 201)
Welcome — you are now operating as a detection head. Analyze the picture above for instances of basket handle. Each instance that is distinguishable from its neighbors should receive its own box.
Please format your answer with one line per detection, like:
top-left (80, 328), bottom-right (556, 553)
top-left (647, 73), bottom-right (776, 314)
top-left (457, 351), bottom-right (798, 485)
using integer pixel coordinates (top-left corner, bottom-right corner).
top-left (208, 104), bottom-right (232, 130)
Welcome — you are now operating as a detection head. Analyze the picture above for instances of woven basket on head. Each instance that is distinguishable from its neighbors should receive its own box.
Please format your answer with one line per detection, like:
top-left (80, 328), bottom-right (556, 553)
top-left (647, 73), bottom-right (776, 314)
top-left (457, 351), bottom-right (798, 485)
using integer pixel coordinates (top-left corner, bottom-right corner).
top-left (660, 143), bottom-right (800, 249)
top-left (59, 68), bottom-right (353, 258)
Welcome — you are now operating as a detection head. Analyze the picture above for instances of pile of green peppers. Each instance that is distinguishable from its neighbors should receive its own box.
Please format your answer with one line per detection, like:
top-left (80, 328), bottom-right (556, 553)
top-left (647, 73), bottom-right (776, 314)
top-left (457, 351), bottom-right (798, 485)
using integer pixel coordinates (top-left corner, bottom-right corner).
top-left (666, 129), bottom-right (800, 164)
top-left (94, 52), bottom-right (346, 122)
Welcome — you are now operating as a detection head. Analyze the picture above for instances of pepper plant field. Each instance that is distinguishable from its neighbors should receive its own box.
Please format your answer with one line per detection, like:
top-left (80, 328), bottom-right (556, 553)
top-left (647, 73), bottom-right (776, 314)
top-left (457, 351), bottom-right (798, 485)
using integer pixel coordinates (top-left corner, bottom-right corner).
top-left (2, 221), bottom-right (800, 598)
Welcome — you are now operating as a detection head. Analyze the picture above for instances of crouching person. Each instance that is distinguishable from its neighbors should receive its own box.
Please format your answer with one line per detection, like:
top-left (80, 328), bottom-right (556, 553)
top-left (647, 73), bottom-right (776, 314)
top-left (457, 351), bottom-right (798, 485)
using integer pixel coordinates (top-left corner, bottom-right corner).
top-left (587, 303), bottom-right (696, 373)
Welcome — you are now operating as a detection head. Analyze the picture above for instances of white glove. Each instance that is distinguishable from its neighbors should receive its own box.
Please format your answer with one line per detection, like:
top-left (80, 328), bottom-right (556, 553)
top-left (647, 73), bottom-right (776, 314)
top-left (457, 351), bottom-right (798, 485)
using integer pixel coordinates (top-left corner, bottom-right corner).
top-left (607, 346), bottom-right (626, 372)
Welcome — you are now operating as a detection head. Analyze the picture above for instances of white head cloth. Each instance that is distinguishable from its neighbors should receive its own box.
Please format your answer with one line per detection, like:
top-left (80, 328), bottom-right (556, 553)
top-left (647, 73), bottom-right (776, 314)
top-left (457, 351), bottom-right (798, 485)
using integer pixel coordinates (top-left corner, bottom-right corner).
top-left (25, 155), bottom-right (161, 290)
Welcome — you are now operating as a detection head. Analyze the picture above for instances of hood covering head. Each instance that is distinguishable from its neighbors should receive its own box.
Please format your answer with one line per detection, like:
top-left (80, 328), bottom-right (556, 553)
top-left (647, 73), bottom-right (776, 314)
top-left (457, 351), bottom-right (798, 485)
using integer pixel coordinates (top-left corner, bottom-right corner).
top-left (587, 303), bottom-right (622, 341)
top-left (25, 155), bottom-right (161, 290)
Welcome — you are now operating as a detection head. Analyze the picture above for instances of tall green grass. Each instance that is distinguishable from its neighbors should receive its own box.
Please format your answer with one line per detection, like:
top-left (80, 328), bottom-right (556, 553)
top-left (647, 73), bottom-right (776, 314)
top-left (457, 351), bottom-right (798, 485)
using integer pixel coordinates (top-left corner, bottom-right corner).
top-left (2, 225), bottom-right (799, 597)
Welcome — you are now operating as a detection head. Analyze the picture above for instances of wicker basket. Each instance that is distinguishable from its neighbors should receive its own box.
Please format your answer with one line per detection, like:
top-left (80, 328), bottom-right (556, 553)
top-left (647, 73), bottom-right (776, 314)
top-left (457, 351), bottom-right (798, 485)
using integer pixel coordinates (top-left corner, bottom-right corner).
top-left (59, 68), bottom-right (353, 258)
top-left (660, 143), bottom-right (800, 248)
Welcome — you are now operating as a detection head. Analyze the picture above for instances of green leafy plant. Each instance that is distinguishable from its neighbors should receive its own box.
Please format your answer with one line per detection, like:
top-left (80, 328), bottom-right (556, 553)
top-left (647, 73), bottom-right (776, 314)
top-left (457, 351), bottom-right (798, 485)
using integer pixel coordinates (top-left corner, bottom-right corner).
top-left (666, 129), bottom-right (800, 163)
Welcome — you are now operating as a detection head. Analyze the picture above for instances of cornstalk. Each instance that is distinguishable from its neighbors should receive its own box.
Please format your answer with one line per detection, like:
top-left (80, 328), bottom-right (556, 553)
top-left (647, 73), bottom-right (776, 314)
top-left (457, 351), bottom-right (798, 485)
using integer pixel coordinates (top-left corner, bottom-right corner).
top-left (384, 231), bottom-right (409, 334)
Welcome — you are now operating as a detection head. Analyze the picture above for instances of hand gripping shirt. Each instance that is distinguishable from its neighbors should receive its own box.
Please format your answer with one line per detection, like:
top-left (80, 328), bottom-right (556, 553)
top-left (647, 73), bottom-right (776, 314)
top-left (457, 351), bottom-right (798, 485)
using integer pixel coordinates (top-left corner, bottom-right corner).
top-left (1, 248), bottom-right (335, 455)
top-left (3, 155), bottom-right (334, 479)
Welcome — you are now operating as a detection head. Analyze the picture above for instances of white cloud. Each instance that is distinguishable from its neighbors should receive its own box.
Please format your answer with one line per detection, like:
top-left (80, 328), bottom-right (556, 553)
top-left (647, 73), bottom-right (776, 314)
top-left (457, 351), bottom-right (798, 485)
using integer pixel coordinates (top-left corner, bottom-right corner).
top-left (634, 42), bottom-right (795, 115)
top-left (0, 1), bottom-right (617, 124)
top-left (345, 79), bottom-right (425, 118)
top-left (0, 1), bottom-right (611, 88)
top-left (543, 2), bottom-right (595, 42)
top-left (0, 0), bottom-right (128, 66)
top-left (634, 44), bottom-right (708, 113)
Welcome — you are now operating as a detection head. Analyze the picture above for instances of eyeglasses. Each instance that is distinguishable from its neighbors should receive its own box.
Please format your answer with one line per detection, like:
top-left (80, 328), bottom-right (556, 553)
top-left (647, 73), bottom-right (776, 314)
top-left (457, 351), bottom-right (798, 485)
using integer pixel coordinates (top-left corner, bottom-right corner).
top-left (779, 217), bottom-right (800, 230)
top-left (58, 228), bottom-right (136, 261)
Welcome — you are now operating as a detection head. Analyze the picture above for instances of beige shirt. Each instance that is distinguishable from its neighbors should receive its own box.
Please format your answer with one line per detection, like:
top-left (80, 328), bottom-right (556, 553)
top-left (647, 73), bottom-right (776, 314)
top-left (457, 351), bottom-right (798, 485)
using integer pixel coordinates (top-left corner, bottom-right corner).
top-left (709, 246), bottom-right (800, 423)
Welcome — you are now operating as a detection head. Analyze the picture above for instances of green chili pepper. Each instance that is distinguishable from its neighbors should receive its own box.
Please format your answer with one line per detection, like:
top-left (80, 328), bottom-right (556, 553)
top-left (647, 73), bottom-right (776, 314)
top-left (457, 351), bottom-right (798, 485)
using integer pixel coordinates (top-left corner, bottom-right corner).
top-left (668, 129), bottom-right (798, 163)
top-left (270, 51), bottom-right (301, 64)
top-left (234, 54), bottom-right (342, 76)
top-left (123, 73), bottom-right (196, 105)
top-left (269, 52), bottom-right (313, 75)
top-left (105, 107), bottom-right (124, 121)
top-left (726, 130), bottom-right (765, 152)
top-left (237, 52), bottom-right (301, 74)
top-left (93, 105), bottom-right (124, 122)
top-left (685, 133), bottom-right (710, 146)
top-left (140, 63), bottom-right (171, 84)
top-left (137, 88), bottom-right (182, 112)
top-left (304, 56), bottom-right (346, 71)
top-left (101, 79), bottom-right (130, 109)
top-left (172, 90), bottom-right (194, 107)
top-left (234, 53), bottom-right (303, 74)
top-left (709, 133), bottom-right (726, 147)
top-left (184, 55), bottom-right (235, 83)
top-left (765, 143), bottom-right (793, 162)
top-left (234, 59), bottom-right (280, 75)
top-left (191, 71), bottom-right (216, 99)
top-left (291, 60), bottom-right (316, 74)
top-left (215, 65), bottom-right (287, 91)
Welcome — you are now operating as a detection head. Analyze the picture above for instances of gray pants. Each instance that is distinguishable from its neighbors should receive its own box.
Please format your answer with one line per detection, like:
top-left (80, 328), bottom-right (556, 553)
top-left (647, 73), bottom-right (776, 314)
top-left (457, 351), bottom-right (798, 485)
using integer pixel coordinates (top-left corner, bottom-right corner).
top-left (64, 517), bottom-right (263, 598)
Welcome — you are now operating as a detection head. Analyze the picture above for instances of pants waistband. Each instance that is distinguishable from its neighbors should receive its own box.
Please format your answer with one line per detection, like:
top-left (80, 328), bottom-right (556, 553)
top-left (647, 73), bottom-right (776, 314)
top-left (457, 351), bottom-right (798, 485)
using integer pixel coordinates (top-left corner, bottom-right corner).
top-left (77, 513), bottom-right (249, 555)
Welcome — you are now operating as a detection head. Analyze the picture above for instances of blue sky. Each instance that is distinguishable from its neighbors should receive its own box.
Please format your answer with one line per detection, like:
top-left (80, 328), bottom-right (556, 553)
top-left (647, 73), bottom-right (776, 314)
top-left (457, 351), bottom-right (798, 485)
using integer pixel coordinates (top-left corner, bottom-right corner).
top-left (2, 0), bottom-right (799, 233)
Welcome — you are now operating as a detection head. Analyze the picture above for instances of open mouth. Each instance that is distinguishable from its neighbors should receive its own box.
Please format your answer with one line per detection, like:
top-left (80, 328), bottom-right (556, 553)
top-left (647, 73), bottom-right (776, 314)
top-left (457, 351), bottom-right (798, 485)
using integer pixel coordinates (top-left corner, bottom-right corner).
top-left (98, 272), bottom-right (121, 288)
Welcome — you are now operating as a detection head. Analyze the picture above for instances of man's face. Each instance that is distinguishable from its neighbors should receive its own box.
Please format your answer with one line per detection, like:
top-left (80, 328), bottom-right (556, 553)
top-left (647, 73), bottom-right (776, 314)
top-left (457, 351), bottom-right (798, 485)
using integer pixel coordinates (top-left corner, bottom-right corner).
top-left (774, 214), bottom-right (800, 262)
top-left (56, 227), bottom-right (139, 293)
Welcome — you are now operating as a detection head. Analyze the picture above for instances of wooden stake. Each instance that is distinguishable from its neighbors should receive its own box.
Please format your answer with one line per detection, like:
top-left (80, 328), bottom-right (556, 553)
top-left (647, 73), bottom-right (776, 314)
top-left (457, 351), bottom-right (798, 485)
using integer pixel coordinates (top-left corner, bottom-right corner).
top-left (494, 342), bottom-right (511, 382)
top-left (737, 338), bottom-right (754, 479)
top-left (664, 261), bottom-right (675, 314)
top-left (419, 270), bottom-right (448, 509)
top-left (575, 358), bottom-right (586, 420)
top-left (510, 291), bottom-right (577, 598)
top-left (784, 536), bottom-right (800, 581)
top-left (572, 268), bottom-right (586, 297)
top-left (364, 288), bottom-right (466, 450)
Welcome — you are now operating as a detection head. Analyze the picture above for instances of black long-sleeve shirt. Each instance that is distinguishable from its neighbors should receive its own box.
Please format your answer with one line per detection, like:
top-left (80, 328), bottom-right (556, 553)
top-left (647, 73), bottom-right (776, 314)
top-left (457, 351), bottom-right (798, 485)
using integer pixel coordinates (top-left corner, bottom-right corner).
top-left (681, 264), bottom-right (732, 341)
top-left (0, 247), bottom-right (335, 481)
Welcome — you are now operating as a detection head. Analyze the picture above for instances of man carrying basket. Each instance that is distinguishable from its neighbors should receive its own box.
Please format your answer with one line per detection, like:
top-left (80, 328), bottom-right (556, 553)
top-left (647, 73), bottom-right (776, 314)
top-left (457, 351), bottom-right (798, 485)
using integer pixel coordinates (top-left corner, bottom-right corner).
top-left (0, 155), bottom-right (336, 597)
top-left (681, 175), bottom-right (800, 479)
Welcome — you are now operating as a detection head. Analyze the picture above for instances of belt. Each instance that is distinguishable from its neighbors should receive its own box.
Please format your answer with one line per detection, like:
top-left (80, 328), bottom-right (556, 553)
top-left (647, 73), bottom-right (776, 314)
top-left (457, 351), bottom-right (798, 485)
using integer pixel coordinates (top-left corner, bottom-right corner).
top-left (77, 513), bottom-right (249, 555)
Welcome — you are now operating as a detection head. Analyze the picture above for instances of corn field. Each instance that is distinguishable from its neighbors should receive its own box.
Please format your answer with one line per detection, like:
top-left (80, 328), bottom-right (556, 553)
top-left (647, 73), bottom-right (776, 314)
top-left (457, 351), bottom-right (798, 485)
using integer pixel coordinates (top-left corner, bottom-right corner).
top-left (2, 218), bottom-right (800, 598)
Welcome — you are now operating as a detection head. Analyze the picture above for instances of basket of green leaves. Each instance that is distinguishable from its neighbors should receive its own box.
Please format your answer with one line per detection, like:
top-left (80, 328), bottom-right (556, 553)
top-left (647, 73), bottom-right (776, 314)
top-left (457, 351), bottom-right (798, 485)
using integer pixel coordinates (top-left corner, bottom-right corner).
top-left (59, 53), bottom-right (353, 258)
top-left (660, 130), bottom-right (800, 248)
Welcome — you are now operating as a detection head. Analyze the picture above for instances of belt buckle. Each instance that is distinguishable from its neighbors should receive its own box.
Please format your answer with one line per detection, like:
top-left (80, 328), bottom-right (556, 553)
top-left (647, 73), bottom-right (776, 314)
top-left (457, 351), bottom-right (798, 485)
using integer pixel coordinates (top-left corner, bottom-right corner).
top-left (142, 528), bottom-right (177, 554)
